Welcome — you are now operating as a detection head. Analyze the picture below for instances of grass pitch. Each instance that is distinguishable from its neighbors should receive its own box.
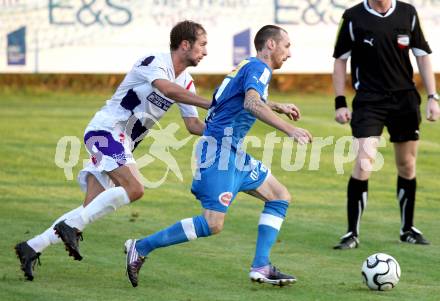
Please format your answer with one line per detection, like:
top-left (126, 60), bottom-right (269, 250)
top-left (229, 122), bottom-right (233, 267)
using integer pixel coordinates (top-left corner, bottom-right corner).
top-left (0, 88), bottom-right (439, 301)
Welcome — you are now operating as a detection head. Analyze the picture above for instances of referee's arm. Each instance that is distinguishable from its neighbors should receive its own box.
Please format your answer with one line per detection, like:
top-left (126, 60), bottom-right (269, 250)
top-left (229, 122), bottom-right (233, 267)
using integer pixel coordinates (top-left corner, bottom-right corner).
top-left (333, 58), bottom-right (352, 124)
top-left (416, 55), bottom-right (440, 121)
top-left (333, 58), bottom-right (347, 100)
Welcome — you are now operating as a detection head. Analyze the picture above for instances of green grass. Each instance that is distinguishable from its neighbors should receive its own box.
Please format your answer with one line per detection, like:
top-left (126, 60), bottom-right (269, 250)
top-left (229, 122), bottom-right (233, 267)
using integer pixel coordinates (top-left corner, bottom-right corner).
top-left (1, 88), bottom-right (439, 301)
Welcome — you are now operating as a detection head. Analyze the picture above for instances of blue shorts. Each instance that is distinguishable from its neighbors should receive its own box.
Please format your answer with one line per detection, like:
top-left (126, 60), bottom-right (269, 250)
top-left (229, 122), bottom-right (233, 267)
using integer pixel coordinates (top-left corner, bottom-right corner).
top-left (191, 149), bottom-right (270, 213)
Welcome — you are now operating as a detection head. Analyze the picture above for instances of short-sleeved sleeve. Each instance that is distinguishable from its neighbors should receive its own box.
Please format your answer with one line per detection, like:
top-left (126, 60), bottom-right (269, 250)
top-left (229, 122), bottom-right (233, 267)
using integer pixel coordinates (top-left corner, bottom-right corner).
top-left (133, 55), bottom-right (170, 83)
top-left (243, 63), bottom-right (271, 99)
top-left (177, 103), bottom-right (199, 118)
top-left (177, 77), bottom-right (199, 118)
top-left (410, 10), bottom-right (432, 56)
top-left (333, 13), bottom-right (353, 59)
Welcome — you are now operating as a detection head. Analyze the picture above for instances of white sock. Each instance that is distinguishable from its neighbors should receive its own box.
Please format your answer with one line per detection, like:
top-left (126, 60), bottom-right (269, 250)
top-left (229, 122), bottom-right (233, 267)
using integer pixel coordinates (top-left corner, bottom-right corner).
top-left (27, 206), bottom-right (84, 253)
top-left (65, 187), bottom-right (130, 231)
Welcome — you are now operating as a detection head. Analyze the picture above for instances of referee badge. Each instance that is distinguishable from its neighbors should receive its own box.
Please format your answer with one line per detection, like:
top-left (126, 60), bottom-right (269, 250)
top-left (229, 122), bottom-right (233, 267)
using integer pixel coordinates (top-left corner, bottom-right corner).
top-left (397, 35), bottom-right (410, 49)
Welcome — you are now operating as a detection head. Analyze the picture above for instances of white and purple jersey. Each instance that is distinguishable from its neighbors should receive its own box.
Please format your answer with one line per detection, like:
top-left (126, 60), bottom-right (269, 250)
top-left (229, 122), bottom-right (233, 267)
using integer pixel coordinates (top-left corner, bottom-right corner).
top-left (86, 52), bottom-right (198, 146)
top-left (78, 53), bottom-right (199, 191)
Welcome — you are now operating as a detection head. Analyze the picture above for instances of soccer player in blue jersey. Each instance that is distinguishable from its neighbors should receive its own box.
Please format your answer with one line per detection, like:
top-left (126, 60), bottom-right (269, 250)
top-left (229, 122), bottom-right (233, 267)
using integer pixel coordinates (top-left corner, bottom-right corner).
top-left (125, 25), bottom-right (312, 287)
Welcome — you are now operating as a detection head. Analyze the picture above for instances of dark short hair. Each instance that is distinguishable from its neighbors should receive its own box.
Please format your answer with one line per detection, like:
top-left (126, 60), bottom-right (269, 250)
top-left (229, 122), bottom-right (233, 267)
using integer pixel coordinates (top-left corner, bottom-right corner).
top-left (254, 25), bottom-right (287, 51)
top-left (170, 20), bottom-right (206, 51)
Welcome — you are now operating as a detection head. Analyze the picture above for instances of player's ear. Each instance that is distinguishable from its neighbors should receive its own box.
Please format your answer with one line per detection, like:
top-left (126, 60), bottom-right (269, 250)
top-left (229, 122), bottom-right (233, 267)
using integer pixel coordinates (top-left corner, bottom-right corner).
top-left (267, 39), bottom-right (276, 50)
top-left (181, 40), bottom-right (191, 51)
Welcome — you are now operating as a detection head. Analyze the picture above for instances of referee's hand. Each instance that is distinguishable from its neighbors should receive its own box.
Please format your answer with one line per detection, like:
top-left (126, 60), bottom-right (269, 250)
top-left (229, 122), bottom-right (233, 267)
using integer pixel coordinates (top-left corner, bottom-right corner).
top-left (335, 107), bottom-right (351, 124)
top-left (426, 99), bottom-right (440, 122)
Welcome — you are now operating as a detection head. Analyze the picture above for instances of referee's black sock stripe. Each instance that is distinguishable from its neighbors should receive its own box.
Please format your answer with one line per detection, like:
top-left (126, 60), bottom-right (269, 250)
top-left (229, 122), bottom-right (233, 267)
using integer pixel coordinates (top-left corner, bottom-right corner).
top-left (397, 176), bottom-right (416, 232)
top-left (347, 177), bottom-right (368, 236)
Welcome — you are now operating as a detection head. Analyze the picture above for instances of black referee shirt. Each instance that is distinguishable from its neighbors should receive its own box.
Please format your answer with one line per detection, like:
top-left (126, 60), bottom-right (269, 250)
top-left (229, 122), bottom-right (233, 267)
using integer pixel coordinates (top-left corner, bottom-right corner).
top-left (333, 0), bottom-right (431, 93)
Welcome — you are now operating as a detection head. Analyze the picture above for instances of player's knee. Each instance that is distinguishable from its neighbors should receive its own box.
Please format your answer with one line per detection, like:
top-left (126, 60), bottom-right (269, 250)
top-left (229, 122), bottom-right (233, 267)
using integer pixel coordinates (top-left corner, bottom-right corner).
top-left (126, 182), bottom-right (144, 202)
top-left (207, 219), bottom-right (224, 235)
top-left (280, 191), bottom-right (292, 203)
top-left (274, 186), bottom-right (291, 203)
top-left (396, 159), bottom-right (416, 178)
top-left (353, 162), bottom-right (371, 180)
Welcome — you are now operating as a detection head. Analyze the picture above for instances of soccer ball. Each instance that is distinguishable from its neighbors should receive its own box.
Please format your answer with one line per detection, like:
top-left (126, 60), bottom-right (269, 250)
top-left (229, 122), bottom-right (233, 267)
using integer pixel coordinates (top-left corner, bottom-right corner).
top-left (361, 253), bottom-right (401, 291)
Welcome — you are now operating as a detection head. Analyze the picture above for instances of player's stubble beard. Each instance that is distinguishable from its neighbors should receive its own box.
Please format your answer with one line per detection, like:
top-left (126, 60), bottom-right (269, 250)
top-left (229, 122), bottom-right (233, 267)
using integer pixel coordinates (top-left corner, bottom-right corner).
top-left (186, 50), bottom-right (202, 67)
top-left (185, 41), bottom-right (206, 67)
top-left (271, 52), bottom-right (283, 70)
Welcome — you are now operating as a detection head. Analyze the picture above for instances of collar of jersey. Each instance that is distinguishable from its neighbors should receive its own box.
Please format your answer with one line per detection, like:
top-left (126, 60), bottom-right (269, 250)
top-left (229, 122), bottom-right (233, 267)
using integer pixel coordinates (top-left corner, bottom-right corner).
top-left (363, 0), bottom-right (396, 18)
top-left (251, 56), bottom-right (271, 71)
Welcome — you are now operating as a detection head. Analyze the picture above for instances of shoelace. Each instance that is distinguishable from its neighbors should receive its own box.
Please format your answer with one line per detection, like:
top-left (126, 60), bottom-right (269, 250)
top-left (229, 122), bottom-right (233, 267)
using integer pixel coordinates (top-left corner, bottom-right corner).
top-left (270, 265), bottom-right (280, 276)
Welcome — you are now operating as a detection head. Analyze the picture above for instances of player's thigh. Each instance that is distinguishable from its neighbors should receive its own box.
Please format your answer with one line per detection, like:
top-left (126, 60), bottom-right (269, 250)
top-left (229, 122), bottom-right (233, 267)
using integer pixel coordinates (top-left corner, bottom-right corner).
top-left (192, 168), bottom-right (237, 213)
top-left (108, 163), bottom-right (144, 201)
top-left (247, 174), bottom-right (291, 203)
top-left (84, 174), bottom-right (106, 206)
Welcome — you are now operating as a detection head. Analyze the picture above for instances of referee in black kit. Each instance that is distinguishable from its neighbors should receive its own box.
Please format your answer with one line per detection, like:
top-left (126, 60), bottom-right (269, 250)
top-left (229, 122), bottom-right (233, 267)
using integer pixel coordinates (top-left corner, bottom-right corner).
top-left (332, 0), bottom-right (440, 249)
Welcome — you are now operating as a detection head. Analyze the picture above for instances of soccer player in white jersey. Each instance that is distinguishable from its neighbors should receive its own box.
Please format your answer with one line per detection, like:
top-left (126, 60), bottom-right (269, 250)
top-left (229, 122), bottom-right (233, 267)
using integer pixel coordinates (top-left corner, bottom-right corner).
top-left (15, 20), bottom-right (210, 281)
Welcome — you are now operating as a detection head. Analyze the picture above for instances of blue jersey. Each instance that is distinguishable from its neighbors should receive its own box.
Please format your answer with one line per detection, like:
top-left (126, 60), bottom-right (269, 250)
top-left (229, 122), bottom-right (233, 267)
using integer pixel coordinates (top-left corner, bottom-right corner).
top-left (192, 57), bottom-right (272, 213)
top-left (204, 57), bottom-right (272, 148)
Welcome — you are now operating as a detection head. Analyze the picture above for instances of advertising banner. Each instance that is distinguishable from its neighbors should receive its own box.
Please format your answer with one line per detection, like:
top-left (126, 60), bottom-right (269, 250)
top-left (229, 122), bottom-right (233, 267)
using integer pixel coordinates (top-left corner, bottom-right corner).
top-left (7, 26), bottom-right (26, 65)
top-left (0, 0), bottom-right (439, 73)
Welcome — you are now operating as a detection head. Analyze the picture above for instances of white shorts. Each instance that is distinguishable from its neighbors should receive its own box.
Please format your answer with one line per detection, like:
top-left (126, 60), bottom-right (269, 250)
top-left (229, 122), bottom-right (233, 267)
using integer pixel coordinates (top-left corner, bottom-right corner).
top-left (78, 125), bottom-right (136, 192)
top-left (77, 162), bottom-right (115, 192)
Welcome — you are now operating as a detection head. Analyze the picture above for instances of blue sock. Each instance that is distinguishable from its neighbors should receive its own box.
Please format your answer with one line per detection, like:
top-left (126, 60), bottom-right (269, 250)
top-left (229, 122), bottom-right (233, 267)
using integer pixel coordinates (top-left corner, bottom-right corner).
top-left (135, 215), bottom-right (211, 257)
top-left (252, 200), bottom-right (289, 268)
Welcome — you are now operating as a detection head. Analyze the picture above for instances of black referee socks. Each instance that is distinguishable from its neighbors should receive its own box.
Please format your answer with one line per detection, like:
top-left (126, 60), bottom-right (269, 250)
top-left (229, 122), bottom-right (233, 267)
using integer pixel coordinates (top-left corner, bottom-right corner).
top-left (397, 176), bottom-right (416, 232)
top-left (346, 177), bottom-right (368, 237)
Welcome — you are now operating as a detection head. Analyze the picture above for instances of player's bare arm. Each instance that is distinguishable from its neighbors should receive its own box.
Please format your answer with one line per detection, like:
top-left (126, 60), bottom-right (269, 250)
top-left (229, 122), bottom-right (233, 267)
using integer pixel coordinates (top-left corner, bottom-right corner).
top-left (333, 58), bottom-right (352, 124)
top-left (268, 102), bottom-right (301, 121)
top-left (244, 89), bottom-right (312, 144)
top-left (415, 55), bottom-right (440, 122)
top-left (182, 117), bottom-right (205, 135)
top-left (153, 79), bottom-right (211, 109)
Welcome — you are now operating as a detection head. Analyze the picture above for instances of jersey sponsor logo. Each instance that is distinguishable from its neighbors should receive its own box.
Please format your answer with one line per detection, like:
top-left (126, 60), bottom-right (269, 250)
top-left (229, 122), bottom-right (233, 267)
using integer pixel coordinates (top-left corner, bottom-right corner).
top-left (218, 192), bottom-right (233, 207)
top-left (397, 35), bottom-right (410, 49)
top-left (146, 92), bottom-right (172, 111)
top-left (363, 38), bottom-right (374, 47)
top-left (112, 152), bottom-right (129, 162)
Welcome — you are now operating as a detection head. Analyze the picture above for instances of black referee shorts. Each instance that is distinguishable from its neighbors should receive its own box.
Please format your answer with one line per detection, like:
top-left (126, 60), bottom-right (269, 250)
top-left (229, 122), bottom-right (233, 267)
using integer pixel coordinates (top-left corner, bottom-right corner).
top-left (350, 90), bottom-right (421, 143)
